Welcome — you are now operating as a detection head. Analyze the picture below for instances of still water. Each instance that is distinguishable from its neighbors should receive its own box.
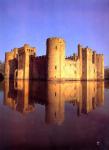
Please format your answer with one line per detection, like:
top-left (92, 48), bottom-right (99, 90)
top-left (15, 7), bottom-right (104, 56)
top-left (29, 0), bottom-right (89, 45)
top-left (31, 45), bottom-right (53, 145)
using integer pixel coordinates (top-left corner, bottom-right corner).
top-left (0, 80), bottom-right (109, 149)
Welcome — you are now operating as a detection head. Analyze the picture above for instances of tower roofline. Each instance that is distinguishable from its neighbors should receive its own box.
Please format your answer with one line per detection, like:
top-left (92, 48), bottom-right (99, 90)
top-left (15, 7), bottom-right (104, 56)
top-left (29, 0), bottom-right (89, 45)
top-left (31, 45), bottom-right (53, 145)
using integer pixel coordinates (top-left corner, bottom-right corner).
top-left (47, 37), bottom-right (65, 42)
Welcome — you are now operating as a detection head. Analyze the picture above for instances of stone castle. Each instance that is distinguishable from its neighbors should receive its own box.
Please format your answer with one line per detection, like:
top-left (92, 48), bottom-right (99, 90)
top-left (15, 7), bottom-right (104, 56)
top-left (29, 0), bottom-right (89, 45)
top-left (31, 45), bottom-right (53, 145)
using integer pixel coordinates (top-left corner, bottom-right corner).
top-left (5, 37), bottom-right (104, 80)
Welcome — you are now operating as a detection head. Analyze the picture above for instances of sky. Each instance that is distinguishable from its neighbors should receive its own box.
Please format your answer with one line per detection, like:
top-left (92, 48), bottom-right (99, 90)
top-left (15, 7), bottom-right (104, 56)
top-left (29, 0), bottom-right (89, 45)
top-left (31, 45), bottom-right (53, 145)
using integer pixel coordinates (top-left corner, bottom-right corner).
top-left (0, 0), bottom-right (109, 66)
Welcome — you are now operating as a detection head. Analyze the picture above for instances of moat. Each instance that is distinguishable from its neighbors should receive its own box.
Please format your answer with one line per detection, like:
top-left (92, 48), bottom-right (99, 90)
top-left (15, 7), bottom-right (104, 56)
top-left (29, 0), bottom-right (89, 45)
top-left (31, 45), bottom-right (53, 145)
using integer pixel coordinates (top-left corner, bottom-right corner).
top-left (0, 80), bottom-right (109, 149)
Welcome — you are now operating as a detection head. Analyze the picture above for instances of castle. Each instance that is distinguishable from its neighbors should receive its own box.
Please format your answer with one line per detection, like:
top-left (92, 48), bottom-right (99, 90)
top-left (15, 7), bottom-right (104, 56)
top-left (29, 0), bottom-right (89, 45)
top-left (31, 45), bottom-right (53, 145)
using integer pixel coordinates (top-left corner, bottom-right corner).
top-left (5, 37), bottom-right (104, 80)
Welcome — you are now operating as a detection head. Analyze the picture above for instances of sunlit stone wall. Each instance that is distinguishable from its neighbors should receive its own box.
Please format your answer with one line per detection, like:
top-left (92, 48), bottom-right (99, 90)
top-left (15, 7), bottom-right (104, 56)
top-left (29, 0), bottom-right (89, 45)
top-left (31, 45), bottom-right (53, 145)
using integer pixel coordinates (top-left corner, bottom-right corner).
top-left (5, 37), bottom-right (104, 80)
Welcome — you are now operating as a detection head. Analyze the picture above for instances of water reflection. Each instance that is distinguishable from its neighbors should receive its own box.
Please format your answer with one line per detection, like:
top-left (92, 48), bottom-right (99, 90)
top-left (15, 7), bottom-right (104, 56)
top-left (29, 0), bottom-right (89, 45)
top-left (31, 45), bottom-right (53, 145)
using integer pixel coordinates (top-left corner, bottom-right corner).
top-left (4, 80), bottom-right (104, 125)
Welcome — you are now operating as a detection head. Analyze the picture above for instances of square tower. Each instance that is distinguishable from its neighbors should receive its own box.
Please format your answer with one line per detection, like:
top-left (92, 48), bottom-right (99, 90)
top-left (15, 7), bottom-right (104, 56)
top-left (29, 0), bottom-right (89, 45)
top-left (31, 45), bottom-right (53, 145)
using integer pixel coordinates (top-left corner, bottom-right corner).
top-left (17, 44), bottom-right (36, 79)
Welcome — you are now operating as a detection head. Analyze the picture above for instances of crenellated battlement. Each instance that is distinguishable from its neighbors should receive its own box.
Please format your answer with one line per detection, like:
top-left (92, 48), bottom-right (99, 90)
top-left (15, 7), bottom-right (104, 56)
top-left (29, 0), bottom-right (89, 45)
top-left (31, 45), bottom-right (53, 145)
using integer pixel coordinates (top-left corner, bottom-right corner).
top-left (36, 55), bottom-right (46, 59)
top-left (65, 55), bottom-right (79, 61)
top-left (47, 37), bottom-right (65, 43)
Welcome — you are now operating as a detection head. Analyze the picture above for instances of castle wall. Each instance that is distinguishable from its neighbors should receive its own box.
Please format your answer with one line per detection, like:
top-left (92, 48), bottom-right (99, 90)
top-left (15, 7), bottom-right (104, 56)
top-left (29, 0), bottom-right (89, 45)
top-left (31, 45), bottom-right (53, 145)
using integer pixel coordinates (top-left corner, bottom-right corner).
top-left (17, 48), bottom-right (25, 79)
top-left (17, 44), bottom-right (36, 79)
top-left (31, 56), bottom-right (47, 80)
top-left (82, 48), bottom-right (97, 80)
top-left (96, 54), bottom-right (104, 80)
top-left (5, 37), bottom-right (104, 81)
top-left (5, 52), bottom-right (13, 79)
top-left (63, 59), bottom-right (81, 80)
top-left (86, 49), bottom-right (93, 80)
top-left (5, 49), bottom-right (18, 79)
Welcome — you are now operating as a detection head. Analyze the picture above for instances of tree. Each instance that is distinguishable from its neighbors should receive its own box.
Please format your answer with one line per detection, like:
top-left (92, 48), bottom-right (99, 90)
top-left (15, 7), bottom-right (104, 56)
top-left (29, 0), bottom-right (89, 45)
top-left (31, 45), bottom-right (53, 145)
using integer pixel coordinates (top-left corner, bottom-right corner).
top-left (105, 67), bottom-right (109, 80)
top-left (0, 61), bottom-right (4, 75)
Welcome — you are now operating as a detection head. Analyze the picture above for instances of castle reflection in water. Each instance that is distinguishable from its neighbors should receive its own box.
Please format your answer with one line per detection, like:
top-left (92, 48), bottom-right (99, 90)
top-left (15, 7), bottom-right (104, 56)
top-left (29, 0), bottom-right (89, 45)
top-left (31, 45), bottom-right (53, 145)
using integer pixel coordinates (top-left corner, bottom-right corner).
top-left (4, 80), bottom-right (104, 125)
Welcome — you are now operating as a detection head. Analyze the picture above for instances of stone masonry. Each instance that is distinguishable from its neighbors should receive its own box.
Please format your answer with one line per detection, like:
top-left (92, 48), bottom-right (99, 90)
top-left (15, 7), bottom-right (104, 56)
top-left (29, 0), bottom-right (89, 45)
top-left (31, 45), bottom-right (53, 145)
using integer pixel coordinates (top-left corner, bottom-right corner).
top-left (5, 37), bottom-right (104, 80)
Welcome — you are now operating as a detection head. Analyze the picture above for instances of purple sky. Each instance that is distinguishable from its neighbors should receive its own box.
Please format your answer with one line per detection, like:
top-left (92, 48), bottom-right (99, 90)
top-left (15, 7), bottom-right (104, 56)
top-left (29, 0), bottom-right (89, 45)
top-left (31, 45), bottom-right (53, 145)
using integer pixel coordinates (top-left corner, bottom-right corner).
top-left (0, 0), bottom-right (109, 66)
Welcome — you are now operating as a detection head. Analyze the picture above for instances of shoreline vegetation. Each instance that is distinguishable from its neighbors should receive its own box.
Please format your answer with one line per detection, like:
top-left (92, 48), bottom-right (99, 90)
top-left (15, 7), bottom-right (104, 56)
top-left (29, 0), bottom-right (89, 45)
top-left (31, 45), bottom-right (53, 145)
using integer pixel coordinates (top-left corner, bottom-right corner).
top-left (0, 73), bottom-right (4, 81)
top-left (105, 67), bottom-right (109, 80)
top-left (0, 61), bottom-right (4, 81)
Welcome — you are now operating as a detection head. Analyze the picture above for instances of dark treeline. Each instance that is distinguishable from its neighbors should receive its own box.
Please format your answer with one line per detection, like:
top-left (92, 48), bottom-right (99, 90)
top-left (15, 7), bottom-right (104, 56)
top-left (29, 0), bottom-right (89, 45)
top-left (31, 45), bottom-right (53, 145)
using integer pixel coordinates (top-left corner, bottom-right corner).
top-left (0, 61), bottom-right (4, 74)
top-left (0, 61), bottom-right (4, 81)
top-left (105, 66), bottom-right (109, 80)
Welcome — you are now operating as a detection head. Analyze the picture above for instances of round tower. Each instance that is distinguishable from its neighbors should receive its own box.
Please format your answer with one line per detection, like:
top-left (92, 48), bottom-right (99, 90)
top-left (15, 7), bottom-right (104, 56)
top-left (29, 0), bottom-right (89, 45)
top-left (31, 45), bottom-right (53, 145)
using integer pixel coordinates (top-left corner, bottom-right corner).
top-left (46, 37), bottom-right (65, 80)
